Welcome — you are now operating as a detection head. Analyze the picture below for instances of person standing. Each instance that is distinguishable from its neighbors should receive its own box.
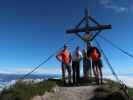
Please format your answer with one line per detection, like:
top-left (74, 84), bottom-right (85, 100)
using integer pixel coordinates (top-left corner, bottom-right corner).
top-left (82, 48), bottom-right (88, 79)
top-left (72, 46), bottom-right (82, 85)
top-left (89, 45), bottom-right (103, 84)
top-left (83, 48), bottom-right (91, 80)
top-left (82, 42), bottom-right (92, 81)
top-left (56, 44), bottom-right (72, 84)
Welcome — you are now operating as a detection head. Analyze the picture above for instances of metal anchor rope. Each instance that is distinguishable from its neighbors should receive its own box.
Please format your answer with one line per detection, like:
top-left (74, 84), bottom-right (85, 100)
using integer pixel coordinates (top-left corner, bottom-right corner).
top-left (99, 35), bottom-right (133, 58)
top-left (95, 39), bottom-right (132, 100)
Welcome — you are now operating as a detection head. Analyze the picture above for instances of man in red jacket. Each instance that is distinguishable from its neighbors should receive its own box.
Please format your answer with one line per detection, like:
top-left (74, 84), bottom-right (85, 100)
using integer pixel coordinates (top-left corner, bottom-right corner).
top-left (56, 44), bottom-right (72, 84)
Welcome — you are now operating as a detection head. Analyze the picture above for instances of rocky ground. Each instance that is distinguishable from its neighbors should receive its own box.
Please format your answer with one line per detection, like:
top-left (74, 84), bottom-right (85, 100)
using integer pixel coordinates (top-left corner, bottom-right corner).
top-left (0, 78), bottom-right (131, 100)
top-left (31, 83), bottom-right (129, 100)
top-left (32, 85), bottom-right (98, 100)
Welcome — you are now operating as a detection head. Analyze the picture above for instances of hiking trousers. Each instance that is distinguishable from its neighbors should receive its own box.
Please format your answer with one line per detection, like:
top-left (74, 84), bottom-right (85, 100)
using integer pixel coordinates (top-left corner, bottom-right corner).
top-left (72, 61), bottom-right (80, 84)
top-left (62, 62), bottom-right (72, 83)
top-left (83, 59), bottom-right (92, 80)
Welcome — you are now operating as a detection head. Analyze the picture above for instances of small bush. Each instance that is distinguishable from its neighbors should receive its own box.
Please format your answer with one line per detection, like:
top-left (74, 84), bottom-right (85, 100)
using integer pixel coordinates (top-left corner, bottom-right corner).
top-left (0, 80), bottom-right (56, 100)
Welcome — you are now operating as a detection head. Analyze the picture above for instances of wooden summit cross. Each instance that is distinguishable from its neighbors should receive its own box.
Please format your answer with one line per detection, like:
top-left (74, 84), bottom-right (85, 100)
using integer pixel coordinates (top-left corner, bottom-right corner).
top-left (66, 8), bottom-right (112, 43)
top-left (66, 8), bottom-right (112, 80)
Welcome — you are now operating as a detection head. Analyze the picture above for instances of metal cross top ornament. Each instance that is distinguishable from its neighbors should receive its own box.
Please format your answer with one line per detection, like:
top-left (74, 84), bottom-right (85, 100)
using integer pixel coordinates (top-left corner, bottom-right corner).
top-left (66, 8), bottom-right (112, 42)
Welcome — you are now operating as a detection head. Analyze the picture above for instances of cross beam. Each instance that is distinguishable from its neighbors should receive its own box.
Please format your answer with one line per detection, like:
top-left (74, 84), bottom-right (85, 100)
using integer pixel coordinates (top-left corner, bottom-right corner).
top-left (66, 25), bottom-right (111, 33)
top-left (66, 8), bottom-right (112, 42)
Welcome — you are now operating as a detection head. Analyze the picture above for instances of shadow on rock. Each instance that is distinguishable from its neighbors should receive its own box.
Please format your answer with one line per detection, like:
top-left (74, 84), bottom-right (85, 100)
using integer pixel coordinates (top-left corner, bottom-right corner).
top-left (89, 87), bottom-right (128, 100)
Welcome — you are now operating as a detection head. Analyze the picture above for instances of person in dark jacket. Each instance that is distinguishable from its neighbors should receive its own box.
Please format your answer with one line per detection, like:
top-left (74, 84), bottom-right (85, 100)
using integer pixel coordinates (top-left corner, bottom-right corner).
top-left (83, 43), bottom-right (92, 81)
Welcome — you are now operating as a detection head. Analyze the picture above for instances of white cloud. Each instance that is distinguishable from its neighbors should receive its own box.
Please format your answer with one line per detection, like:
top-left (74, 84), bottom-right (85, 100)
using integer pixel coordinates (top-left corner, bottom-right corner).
top-left (104, 5), bottom-right (128, 13)
top-left (15, 67), bottom-right (61, 75)
top-left (98, 0), bottom-right (129, 13)
top-left (104, 75), bottom-right (133, 88)
top-left (1, 66), bottom-right (133, 88)
top-left (103, 67), bottom-right (133, 87)
top-left (0, 67), bottom-right (61, 75)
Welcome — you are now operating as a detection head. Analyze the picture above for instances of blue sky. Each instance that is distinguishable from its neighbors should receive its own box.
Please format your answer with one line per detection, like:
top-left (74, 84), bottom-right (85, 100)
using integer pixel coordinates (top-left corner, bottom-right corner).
top-left (0, 0), bottom-right (133, 75)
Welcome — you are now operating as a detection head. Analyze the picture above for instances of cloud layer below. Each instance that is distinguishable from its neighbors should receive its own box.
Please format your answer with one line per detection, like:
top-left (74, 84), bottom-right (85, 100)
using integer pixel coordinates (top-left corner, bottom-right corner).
top-left (0, 67), bottom-right (61, 75)
top-left (0, 67), bottom-right (133, 87)
top-left (104, 75), bottom-right (133, 87)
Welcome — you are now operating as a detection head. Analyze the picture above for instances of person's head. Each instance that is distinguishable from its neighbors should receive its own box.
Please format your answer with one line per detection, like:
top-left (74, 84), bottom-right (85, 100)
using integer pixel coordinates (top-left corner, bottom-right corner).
top-left (76, 45), bottom-right (80, 51)
top-left (82, 48), bottom-right (86, 54)
top-left (87, 42), bottom-right (92, 48)
top-left (64, 43), bottom-right (68, 50)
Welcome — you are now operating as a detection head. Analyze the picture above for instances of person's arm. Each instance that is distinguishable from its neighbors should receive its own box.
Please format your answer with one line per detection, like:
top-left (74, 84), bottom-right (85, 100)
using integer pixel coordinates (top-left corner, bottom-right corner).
top-left (56, 52), bottom-right (62, 62)
top-left (86, 52), bottom-right (90, 60)
top-left (82, 50), bottom-right (86, 59)
top-left (79, 51), bottom-right (83, 61)
top-left (69, 53), bottom-right (72, 63)
top-left (96, 47), bottom-right (101, 58)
